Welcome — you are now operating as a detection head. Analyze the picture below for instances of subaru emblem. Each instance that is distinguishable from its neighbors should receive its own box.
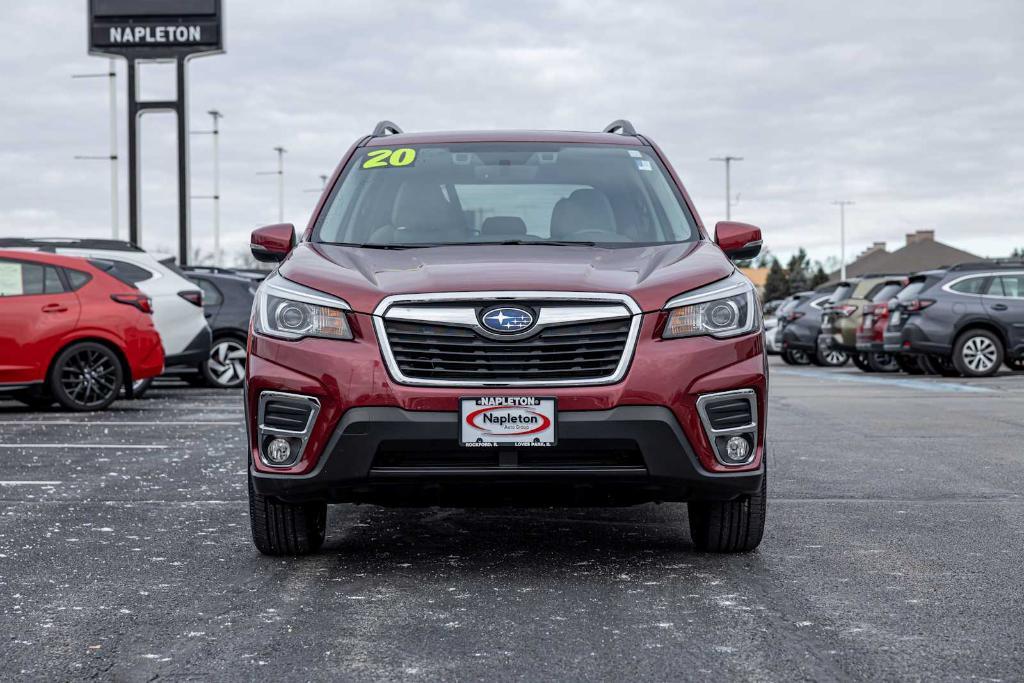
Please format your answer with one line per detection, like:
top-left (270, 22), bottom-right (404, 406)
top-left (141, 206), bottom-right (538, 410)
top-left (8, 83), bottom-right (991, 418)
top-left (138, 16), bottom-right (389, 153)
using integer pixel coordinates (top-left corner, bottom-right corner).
top-left (480, 306), bottom-right (535, 334)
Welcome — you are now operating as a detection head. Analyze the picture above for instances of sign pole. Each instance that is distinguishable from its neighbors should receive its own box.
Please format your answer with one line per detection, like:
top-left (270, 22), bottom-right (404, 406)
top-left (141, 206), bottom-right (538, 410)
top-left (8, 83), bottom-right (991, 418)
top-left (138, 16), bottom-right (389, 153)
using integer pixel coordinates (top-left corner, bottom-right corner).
top-left (88, 0), bottom-right (223, 263)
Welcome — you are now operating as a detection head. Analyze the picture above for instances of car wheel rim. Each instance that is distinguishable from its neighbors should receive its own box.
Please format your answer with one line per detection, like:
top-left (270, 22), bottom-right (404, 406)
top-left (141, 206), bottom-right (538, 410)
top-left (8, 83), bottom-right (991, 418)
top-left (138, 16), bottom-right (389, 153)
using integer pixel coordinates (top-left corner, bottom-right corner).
top-left (60, 349), bottom-right (118, 407)
top-left (826, 350), bottom-right (846, 365)
top-left (962, 337), bottom-right (997, 372)
top-left (873, 353), bottom-right (897, 370)
top-left (207, 340), bottom-right (246, 387)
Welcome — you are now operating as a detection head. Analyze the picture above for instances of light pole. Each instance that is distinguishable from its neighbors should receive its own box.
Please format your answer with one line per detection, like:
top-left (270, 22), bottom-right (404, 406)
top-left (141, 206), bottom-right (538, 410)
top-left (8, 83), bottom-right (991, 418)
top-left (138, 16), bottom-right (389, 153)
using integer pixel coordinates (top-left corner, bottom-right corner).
top-left (710, 155), bottom-right (743, 221)
top-left (258, 147), bottom-right (287, 222)
top-left (832, 200), bottom-right (854, 280)
top-left (72, 58), bottom-right (119, 239)
top-left (303, 174), bottom-right (329, 193)
top-left (191, 110), bottom-right (223, 264)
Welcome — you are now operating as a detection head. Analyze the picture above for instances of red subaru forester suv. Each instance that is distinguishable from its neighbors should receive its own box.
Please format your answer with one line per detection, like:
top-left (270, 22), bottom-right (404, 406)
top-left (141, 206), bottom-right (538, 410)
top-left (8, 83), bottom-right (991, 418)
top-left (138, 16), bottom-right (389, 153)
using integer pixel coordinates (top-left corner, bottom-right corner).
top-left (246, 121), bottom-right (767, 555)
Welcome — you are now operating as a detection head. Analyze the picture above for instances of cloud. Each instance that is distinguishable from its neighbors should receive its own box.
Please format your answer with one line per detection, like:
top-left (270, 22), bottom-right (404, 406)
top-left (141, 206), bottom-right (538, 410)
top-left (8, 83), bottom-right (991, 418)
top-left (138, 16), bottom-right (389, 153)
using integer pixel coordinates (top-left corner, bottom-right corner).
top-left (0, 0), bottom-right (1021, 264)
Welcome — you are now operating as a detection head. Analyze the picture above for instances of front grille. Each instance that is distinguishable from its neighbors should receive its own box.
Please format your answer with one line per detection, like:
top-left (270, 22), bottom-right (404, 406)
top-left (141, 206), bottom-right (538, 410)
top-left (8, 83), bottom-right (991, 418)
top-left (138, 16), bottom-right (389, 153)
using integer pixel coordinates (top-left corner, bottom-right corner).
top-left (383, 318), bottom-right (631, 382)
top-left (704, 398), bottom-right (753, 430)
top-left (371, 439), bottom-right (645, 470)
top-left (262, 399), bottom-right (313, 431)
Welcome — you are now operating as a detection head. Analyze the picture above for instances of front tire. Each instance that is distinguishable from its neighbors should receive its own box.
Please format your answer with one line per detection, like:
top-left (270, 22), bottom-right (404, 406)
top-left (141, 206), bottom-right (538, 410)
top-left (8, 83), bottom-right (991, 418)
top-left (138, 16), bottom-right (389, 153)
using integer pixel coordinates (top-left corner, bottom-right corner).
top-left (866, 352), bottom-right (899, 373)
top-left (1006, 358), bottom-right (1024, 372)
top-left (781, 348), bottom-right (810, 365)
top-left (50, 342), bottom-right (124, 411)
top-left (248, 475), bottom-right (327, 555)
top-left (852, 353), bottom-right (873, 372)
top-left (952, 330), bottom-right (1004, 378)
top-left (689, 464), bottom-right (766, 553)
top-left (895, 354), bottom-right (927, 375)
top-left (813, 346), bottom-right (849, 367)
top-left (202, 337), bottom-right (247, 389)
top-left (125, 377), bottom-right (153, 399)
top-left (922, 354), bottom-right (961, 377)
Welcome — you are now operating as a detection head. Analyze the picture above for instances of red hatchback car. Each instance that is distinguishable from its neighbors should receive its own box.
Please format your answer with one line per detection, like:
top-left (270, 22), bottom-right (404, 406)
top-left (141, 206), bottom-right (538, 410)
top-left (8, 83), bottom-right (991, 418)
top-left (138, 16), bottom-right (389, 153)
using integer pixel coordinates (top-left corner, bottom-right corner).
top-left (245, 121), bottom-right (767, 555)
top-left (0, 250), bottom-right (164, 410)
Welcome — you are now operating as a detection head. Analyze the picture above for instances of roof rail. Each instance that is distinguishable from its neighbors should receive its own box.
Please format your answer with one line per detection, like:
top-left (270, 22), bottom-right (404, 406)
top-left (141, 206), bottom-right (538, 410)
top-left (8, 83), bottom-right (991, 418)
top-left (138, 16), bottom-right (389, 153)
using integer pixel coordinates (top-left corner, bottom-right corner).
top-left (371, 120), bottom-right (403, 137)
top-left (0, 237), bottom-right (143, 252)
top-left (948, 260), bottom-right (1024, 272)
top-left (603, 119), bottom-right (637, 135)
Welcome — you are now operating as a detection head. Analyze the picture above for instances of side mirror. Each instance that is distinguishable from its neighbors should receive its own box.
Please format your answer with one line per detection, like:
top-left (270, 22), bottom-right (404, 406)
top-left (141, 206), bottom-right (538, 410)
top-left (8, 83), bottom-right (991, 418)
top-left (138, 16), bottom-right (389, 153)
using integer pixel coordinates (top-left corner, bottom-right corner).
top-left (250, 224), bottom-right (295, 262)
top-left (714, 221), bottom-right (762, 261)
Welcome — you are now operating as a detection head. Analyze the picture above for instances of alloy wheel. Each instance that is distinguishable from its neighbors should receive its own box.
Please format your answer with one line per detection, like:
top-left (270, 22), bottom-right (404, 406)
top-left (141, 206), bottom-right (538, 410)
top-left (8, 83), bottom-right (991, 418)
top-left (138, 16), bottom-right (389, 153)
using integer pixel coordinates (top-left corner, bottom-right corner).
top-left (59, 347), bottom-right (120, 408)
top-left (205, 338), bottom-right (246, 388)
top-left (961, 336), bottom-right (997, 374)
top-left (824, 350), bottom-right (848, 366)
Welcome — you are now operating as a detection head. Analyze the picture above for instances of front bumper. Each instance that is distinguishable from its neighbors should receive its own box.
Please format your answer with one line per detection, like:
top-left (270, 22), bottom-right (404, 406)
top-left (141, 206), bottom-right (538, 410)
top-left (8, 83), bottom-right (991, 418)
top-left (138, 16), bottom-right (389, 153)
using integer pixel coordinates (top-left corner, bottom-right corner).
top-left (245, 310), bottom-right (767, 501)
top-left (250, 405), bottom-right (764, 505)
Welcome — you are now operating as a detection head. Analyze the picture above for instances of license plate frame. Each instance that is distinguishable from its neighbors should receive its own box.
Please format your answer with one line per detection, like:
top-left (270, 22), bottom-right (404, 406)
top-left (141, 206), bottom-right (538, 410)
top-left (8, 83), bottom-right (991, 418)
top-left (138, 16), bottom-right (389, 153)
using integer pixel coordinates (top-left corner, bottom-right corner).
top-left (459, 397), bottom-right (557, 448)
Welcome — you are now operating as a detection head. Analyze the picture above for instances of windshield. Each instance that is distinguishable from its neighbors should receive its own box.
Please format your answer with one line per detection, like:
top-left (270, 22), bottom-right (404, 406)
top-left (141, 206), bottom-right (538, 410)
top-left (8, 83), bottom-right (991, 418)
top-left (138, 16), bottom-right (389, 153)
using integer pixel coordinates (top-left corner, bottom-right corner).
top-left (313, 143), bottom-right (699, 247)
top-left (871, 283), bottom-right (902, 302)
top-left (897, 280), bottom-right (926, 301)
top-left (828, 284), bottom-right (855, 303)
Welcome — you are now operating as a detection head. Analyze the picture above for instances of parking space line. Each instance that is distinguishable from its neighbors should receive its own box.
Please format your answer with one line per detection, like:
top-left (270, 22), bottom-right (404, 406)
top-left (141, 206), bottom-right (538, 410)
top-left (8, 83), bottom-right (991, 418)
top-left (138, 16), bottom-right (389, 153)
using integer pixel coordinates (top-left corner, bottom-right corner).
top-left (0, 444), bottom-right (168, 449)
top-left (0, 480), bottom-right (62, 486)
top-left (774, 368), bottom-right (995, 393)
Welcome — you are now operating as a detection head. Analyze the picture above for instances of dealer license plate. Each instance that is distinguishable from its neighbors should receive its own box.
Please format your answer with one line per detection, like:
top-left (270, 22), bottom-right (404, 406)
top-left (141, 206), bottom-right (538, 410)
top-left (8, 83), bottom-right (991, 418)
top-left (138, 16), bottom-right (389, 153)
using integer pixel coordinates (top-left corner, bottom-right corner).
top-left (459, 397), bottom-right (557, 447)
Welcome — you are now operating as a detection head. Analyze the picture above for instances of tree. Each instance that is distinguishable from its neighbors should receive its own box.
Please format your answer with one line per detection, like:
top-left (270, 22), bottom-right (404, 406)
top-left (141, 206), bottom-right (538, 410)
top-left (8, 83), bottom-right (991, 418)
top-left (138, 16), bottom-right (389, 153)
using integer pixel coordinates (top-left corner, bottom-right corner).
top-left (1012, 247), bottom-right (1023, 259)
top-left (762, 258), bottom-right (789, 302)
top-left (809, 264), bottom-right (829, 289)
top-left (786, 248), bottom-right (810, 293)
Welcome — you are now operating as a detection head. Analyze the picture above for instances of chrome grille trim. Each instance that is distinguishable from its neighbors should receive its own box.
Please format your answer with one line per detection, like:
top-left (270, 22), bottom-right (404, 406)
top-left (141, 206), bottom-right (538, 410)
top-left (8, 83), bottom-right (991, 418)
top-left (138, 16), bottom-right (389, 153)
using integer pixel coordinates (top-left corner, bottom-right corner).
top-left (372, 291), bottom-right (642, 387)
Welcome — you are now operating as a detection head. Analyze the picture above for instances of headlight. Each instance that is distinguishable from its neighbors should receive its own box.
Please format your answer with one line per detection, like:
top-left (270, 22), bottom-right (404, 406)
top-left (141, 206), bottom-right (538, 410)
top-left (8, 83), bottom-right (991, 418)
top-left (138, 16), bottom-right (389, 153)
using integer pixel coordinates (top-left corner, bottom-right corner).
top-left (254, 274), bottom-right (353, 340)
top-left (662, 272), bottom-right (759, 339)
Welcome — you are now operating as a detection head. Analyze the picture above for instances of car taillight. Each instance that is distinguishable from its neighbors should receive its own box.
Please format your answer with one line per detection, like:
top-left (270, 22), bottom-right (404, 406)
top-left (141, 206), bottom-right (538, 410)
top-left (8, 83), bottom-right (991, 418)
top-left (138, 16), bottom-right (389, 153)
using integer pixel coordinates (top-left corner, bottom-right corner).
top-left (787, 311), bottom-right (805, 322)
top-left (111, 293), bottom-right (153, 314)
top-left (178, 290), bottom-right (203, 307)
top-left (905, 299), bottom-right (935, 312)
top-left (835, 304), bottom-right (857, 317)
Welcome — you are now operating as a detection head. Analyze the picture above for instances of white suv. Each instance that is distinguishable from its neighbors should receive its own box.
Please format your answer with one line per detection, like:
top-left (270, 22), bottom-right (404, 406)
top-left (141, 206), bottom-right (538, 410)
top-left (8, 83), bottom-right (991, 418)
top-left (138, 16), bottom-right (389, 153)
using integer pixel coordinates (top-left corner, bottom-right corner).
top-left (0, 239), bottom-right (211, 387)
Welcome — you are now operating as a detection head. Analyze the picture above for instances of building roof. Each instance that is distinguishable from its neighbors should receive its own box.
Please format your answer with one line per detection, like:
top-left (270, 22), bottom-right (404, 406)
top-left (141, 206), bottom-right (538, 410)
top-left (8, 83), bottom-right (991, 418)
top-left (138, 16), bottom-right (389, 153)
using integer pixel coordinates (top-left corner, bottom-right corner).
top-left (740, 266), bottom-right (768, 287)
top-left (831, 230), bottom-right (983, 280)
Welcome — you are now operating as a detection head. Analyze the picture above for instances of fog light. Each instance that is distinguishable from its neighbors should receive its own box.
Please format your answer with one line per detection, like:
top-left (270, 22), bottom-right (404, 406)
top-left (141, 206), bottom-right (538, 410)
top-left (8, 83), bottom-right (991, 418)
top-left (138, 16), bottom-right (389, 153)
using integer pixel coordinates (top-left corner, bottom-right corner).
top-left (724, 435), bottom-right (751, 463)
top-left (265, 438), bottom-right (292, 465)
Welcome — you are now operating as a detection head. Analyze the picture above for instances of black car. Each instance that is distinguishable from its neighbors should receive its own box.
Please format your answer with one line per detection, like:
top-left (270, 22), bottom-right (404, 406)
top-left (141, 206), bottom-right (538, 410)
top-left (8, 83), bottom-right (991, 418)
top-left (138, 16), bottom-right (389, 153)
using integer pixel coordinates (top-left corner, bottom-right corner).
top-left (884, 262), bottom-right (1024, 377)
top-left (781, 284), bottom-right (848, 366)
top-left (183, 269), bottom-right (257, 388)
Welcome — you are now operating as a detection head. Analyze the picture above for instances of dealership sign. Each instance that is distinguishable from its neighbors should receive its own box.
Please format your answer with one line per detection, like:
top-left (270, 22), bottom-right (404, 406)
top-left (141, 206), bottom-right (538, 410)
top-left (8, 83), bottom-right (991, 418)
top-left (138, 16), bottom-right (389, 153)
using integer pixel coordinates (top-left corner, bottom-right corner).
top-left (89, 0), bottom-right (222, 58)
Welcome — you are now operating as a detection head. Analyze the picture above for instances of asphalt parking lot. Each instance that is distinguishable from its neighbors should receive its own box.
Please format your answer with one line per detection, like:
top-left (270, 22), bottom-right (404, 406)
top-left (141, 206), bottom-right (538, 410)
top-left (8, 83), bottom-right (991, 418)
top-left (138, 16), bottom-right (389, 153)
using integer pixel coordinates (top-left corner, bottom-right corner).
top-left (1, 359), bottom-right (1022, 681)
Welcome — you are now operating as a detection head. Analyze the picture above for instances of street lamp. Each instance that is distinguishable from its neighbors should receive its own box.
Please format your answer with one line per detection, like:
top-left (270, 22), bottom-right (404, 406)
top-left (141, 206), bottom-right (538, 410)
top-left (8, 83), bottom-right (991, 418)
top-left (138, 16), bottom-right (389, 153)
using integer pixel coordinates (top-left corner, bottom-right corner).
top-left (710, 155), bottom-right (743, 221)
top-left (832, 200), bottom-right (855, 280)
top-left (258, 147), bottom-right (287, 222)
top-left (72, 58), bottom-right (119, 239)
top-left (191, 110), bottom-right (223, 264)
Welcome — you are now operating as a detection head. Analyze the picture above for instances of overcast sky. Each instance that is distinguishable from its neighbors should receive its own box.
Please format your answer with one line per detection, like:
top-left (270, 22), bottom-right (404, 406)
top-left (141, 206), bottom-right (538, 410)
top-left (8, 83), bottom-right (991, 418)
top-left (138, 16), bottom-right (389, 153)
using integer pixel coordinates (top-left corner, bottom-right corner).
top-left (1, 1), bottom-right (1021, 266)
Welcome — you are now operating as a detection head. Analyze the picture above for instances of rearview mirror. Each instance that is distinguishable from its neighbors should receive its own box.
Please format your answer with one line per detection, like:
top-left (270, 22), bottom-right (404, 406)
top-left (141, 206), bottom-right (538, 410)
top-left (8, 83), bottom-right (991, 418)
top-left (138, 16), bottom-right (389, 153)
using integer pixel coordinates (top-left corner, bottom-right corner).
top-left (714, 221), bottom-right (762, 261)
top-left (250, 224), bottom-right (295, 262)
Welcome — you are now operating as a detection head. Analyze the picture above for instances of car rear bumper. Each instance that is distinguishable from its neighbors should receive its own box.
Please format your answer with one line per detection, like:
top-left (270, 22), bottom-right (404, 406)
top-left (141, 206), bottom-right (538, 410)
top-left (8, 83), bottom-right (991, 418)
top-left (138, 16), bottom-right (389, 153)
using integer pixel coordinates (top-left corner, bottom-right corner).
top-left (883, 323), bottom-right (952, 355)
top-left (249, 405), bottom-right (765, 506)
top-left (164, 327), bottom-right (212, 368)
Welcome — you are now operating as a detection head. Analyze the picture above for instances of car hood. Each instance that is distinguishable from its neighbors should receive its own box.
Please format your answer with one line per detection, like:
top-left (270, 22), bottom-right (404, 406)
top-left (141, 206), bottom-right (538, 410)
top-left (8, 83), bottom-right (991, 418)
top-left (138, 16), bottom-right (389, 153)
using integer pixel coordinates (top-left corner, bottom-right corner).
top-left (278, 240), bottom-right (734, 313)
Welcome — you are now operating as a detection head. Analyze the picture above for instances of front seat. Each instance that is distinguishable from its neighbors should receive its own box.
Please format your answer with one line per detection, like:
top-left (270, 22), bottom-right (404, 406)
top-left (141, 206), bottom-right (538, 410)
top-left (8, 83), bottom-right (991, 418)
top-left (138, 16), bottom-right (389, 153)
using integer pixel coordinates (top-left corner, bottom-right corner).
top-left (384, 182), bottom-right (465, 243)
top-left (549, 188), bottom-right (617, 240)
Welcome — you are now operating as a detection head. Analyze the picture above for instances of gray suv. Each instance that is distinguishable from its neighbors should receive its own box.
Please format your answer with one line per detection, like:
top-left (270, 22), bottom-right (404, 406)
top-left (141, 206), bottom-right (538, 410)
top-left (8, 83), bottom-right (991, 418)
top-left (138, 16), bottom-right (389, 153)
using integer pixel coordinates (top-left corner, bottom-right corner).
top-left (884, 262), bottom-right (1024, 377)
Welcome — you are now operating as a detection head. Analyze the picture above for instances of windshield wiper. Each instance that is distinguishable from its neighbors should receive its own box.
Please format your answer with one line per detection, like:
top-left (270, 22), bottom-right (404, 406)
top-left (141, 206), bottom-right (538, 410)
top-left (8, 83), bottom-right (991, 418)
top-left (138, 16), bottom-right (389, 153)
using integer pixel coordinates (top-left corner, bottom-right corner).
top-left (418, 239), bottom-right (599, 247)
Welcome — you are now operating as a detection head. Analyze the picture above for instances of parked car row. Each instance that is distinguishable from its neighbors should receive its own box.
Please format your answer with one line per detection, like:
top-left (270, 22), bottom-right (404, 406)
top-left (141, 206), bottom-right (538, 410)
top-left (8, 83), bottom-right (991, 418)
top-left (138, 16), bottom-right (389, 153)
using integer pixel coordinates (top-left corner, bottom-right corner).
top-left (764, 260), bottom-right (1024, 377)
top-left (0, 238), bottom-right (261, 410)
